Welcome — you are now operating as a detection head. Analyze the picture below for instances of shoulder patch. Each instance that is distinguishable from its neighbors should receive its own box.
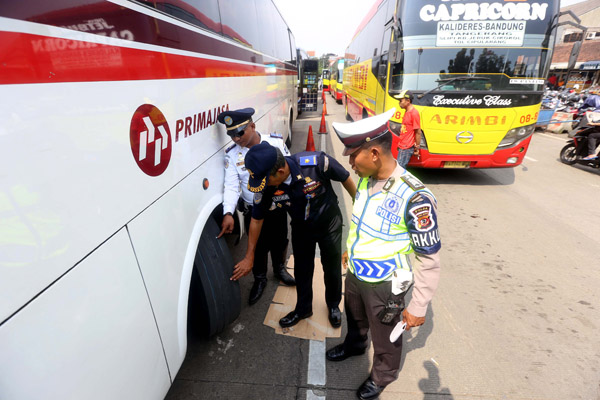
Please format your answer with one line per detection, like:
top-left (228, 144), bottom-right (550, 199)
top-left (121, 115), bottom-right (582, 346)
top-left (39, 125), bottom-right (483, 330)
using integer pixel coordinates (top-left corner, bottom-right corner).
top-left (401, 174), bottom-right (425, 191)
top-left (225, 143), bottom-right (236, 153)
top-left (299, 155), bottom-right (317, 166)
top-left (270, 132), bottom-right (283, 139)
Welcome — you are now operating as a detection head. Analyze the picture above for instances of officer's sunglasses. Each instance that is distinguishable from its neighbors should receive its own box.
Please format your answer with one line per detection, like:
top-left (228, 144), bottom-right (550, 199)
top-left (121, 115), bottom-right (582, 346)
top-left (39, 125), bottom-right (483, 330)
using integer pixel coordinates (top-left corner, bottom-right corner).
top-left (227, 123), bottom-right (249, 138)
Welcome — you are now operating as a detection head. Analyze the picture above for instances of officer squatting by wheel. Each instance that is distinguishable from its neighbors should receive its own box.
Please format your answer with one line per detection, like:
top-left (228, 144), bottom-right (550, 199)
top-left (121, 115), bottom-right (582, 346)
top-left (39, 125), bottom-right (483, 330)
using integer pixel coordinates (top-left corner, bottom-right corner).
top-left (216, 108), bottom-right (296, 306)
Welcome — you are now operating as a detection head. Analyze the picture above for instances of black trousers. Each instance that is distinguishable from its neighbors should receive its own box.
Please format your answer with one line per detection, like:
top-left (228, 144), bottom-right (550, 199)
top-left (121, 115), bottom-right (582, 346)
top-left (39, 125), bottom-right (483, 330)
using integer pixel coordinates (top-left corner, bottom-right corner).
top-left (243, 205), bottom-right (288, 279)
top-left (587, 131), bottom-right (600, 156)
top-left (343, 272), bottom-right (405, 387)
top-left (291, 215), bottom-right (343, 315)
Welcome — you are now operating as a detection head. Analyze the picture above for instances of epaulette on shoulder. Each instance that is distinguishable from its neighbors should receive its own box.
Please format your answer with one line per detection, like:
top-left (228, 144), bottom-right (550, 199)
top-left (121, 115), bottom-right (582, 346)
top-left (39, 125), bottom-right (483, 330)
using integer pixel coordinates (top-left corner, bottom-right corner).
top-left (401, 174), bottom-right (425, 191)
top-left (225, 143), bottom-right (236, 153)
top-left (270, 132), bottom-right (283, 139)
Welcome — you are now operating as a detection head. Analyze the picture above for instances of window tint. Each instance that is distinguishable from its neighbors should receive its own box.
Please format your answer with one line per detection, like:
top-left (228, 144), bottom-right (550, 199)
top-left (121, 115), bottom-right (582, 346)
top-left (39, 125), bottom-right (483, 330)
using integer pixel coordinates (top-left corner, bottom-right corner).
top-left (218, 0), bottom-right (260, 49)
top-left (141, 0), bottom-right (222, 34)
top-left (390, 47), bottom-right (550, 91)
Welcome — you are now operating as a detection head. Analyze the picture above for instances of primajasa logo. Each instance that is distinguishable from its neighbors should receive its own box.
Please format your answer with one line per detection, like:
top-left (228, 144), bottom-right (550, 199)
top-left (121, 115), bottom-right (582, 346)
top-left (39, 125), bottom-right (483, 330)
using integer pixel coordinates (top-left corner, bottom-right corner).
top-left (420, 1), bottom-right (548, 22)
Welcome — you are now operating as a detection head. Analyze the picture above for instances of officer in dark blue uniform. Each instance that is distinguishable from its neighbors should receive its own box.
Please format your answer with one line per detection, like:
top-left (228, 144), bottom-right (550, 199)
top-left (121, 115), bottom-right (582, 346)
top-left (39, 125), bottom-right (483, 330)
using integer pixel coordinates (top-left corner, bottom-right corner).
top-left (216, 108), bottom-right (295, 306)
top-left (231, 142), bottom-right (356, 328)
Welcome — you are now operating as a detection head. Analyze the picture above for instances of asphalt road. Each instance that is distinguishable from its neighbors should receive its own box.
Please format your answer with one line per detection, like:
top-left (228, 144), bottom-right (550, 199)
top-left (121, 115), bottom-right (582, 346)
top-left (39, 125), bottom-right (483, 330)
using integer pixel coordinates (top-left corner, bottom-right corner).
top-left (166, 96), bottom-right (600, 400)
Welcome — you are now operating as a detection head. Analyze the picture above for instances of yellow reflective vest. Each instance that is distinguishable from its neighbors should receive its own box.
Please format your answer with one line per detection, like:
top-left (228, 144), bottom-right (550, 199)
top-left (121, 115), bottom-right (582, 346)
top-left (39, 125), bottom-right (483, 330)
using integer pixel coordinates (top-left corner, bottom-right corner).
top-left (347, 172), bottom-right (435, 283)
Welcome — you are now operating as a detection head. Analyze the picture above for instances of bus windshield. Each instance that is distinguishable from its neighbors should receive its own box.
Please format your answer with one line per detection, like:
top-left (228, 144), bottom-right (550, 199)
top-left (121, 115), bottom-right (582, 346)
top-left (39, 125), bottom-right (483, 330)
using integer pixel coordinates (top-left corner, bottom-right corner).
top-left (390, 46), bottom-right (552, 92)
top-left (390, 0), bottom-right (559, 94)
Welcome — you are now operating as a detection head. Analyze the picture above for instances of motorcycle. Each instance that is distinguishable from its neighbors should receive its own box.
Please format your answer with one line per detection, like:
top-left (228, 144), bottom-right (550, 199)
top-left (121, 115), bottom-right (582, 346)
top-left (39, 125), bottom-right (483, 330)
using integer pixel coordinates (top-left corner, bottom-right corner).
top-left (559, 111), bottom-right (600, 168)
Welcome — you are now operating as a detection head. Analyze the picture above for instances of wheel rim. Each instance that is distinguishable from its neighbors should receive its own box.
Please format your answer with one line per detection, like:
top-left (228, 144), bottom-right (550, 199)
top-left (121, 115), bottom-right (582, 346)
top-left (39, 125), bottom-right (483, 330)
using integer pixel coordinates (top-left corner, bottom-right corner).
top-left (562, 146), bottom-right (577, 162)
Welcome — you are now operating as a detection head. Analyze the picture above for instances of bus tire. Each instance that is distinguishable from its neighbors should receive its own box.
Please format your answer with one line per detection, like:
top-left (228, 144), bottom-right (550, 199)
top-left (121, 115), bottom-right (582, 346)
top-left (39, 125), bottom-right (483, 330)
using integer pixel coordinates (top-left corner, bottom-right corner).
top-left (559, 143), bottom-right (577, 165)
top-left (286, 109), bottom-right (293, 148)
top-left (188, 216), bottom-right (241, 337)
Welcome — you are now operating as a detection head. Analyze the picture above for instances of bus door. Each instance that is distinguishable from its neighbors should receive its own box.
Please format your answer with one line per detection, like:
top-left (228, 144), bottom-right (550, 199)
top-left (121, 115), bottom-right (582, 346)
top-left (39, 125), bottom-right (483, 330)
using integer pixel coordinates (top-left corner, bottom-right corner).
top-left (374, 26), bottom-right (393, 115)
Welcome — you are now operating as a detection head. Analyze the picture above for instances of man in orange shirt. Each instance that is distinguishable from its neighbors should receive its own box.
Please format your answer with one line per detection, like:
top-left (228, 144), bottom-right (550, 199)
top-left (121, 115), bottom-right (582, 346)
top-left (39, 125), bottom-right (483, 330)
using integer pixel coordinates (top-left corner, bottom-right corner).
top-left (394, 90), bottom-right (422, 168)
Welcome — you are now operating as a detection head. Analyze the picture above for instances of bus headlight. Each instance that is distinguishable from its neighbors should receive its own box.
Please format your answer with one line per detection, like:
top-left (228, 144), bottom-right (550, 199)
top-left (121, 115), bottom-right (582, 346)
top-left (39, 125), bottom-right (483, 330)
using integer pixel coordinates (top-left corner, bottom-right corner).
top-left (497, 124), bottom-right (535, 148)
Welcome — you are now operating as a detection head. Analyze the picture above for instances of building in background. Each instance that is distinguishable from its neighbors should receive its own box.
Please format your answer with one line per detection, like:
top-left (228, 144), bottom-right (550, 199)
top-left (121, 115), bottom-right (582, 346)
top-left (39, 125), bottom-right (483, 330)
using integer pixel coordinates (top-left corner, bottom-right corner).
top-left (550, 0), bottom-right (600, 90)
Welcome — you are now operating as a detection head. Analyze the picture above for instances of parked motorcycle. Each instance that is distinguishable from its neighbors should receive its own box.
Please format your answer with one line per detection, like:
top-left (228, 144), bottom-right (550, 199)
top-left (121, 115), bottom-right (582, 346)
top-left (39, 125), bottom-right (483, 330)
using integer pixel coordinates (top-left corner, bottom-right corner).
top-left (559, 111), bottom-right (600, 168)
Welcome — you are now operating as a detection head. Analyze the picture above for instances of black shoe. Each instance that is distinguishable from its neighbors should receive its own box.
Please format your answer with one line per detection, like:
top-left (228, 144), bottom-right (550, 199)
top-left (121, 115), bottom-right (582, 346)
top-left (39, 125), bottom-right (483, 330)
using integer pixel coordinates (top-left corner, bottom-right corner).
top-left (328, 306), bottom-right (342, 327)
top-left (357, 378), bottom-right (385, 400)
top-left (274, 266), bottom-right (296, 286)
top-left (279, 310), bottom-right (313, 328)
top-left (248, 279), bottom-right (267, 305)
top-left (326, 344), bottom-right (366, 362)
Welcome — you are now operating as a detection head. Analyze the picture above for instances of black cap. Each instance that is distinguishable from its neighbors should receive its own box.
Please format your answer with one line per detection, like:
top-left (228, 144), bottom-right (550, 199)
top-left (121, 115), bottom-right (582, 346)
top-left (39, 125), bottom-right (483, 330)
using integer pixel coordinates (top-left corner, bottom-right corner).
top-left (217, 107), bottom-right (255, 135)
top-left (245, 142), bottom-right (278, 193)
top-left (393, 90), bottom-right (413, 101)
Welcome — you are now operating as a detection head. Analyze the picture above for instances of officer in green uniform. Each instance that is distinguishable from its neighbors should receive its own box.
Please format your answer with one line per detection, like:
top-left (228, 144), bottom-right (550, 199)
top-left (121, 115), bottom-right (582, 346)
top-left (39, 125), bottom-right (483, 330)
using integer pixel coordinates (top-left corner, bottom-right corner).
top-left (327, 109), bottom-right (442, 400)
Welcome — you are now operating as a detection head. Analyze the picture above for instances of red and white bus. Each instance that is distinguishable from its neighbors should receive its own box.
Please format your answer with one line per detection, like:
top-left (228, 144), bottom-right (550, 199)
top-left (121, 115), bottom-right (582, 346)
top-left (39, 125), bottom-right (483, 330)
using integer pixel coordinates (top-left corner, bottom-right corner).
top-left (0, 1), bottom-right (297, 399)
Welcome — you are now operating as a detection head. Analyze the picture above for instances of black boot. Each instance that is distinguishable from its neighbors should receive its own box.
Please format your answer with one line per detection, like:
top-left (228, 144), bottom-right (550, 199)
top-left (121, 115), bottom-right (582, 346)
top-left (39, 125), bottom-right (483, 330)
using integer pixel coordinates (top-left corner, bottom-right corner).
top-left (249, 275), bottom-right (267, 305)
top-left (274, 265), bottom-right (296, 286)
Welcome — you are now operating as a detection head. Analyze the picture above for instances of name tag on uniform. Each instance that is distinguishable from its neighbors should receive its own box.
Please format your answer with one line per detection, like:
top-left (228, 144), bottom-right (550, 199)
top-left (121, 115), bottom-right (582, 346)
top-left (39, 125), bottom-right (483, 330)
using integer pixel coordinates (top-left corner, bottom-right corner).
top-left (300, 155), bottom-right (317, 166)
top-left (376, 206), bottom-right (402, 224)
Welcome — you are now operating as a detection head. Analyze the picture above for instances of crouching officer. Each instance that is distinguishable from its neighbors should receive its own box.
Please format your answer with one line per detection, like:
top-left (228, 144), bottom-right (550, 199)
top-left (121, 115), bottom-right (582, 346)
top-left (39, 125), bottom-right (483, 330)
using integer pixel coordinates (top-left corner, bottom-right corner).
top-left (232, 142), bottom-right (356, 328)
top-left (217, 108), bottom-right (295, 305)
top-left (327, 109), bottom-right (442, 400)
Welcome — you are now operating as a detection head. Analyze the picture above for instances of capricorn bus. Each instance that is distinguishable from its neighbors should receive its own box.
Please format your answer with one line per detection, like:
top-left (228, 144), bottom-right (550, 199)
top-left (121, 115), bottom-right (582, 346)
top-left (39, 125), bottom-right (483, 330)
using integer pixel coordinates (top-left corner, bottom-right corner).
top-left (0, 0), bottom-right (297, 398)
top-left (343, 0), bottom-right (559, 168)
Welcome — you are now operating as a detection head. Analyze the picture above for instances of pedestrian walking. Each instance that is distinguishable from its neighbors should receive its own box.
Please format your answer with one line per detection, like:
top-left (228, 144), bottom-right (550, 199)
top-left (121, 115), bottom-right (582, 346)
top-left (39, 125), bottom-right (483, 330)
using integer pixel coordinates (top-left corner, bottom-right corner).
top-left (329, 108), bottom-right (442, 400)
top-left (232, 142), bottom-right (356, 328)
top-left (217, 108), bottom-right (295, 305)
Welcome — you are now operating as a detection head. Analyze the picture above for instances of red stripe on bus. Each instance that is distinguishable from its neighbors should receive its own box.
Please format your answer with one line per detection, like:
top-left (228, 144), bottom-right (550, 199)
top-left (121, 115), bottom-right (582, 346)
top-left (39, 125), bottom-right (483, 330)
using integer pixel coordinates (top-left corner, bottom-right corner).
top-left (0, 32), bottom-right (296, 85)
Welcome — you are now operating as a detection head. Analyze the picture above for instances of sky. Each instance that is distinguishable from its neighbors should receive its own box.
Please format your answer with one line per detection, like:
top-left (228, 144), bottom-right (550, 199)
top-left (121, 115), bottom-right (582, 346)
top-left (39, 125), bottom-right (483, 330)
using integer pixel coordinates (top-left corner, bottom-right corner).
top-left (274, 0), bottom-right (587, 58)
top-left (273, 0), bottom-right (375, 57)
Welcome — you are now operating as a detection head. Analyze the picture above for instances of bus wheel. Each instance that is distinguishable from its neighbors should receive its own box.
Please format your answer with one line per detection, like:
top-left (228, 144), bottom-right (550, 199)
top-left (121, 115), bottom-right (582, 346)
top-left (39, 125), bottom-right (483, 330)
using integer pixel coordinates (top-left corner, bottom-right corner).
top-left (188, 217), bottom-right (241, 337)
top-left (286, 110), bottom-right (293, 148)
top-left (559, 143), bottom-right (577, 165)
top-left (345, 98), bottom-right (352, 121)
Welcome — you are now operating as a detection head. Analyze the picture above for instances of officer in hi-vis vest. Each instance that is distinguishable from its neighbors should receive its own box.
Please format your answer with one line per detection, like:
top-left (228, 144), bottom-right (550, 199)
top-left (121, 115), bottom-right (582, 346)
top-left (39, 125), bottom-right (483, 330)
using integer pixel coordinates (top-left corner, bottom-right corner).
top-left (217, 108), bottom-right (295, 306)
top-left (327, 109), bottom-right (442, 400)
top-left (232, 142), bottom-right (356, 329)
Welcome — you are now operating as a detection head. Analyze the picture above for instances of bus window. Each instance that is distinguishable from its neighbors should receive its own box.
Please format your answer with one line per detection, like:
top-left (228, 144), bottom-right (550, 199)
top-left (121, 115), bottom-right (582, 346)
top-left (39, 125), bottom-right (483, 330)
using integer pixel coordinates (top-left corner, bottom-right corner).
top-left (219, 0), bottom-right (260, 49)
top-left (141, 0), bottom-right (222, 34)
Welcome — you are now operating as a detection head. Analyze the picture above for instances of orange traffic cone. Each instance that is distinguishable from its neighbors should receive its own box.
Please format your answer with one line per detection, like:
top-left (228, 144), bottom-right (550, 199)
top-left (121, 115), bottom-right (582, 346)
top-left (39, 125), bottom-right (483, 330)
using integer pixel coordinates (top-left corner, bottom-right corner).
top-left (318, 113), bottom-right (327, 134)
top-left (306, 125), bottom-right (316, 151)
top-left (322, 98), bottom-right (328, 115)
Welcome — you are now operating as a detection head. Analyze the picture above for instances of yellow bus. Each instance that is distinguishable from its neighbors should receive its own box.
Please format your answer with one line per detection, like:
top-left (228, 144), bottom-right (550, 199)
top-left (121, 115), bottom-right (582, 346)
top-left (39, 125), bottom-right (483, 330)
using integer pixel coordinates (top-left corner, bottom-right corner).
top-left (330, 58), bottom-right (345, 103)
top-left (343, 0), bottom-right (560, 168)
top-left (322, 68), bottom-right (331, 92)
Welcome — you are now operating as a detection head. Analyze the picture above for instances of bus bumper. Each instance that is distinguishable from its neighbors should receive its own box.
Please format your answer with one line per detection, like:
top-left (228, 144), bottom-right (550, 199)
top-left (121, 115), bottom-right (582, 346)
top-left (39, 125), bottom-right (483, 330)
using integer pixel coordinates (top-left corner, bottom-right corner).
top-left (406, 136), bottom-right (533, 168)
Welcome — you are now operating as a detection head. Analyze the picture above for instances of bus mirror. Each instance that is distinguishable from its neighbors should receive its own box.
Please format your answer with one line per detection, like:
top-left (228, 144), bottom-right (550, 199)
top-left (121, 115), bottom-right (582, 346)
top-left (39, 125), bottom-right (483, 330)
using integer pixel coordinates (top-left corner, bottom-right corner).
top-left (379, 64), bottom-right (387, 77)
top-left (568, 41), bottom-right (582, 70)
top-left (390, 41), bottom-right (403, 64)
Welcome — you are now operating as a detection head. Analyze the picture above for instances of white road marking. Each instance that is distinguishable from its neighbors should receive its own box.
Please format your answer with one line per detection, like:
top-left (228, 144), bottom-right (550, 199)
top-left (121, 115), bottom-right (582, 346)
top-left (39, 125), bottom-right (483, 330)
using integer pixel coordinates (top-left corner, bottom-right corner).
top-left (310, 124), bottom-right (328, 400)
top-left (307, 339), bottom-right (326, 386)
top-left (524, 156), bottom-right (538, 162)
top-left (307, 390), bottom-right (326, 400)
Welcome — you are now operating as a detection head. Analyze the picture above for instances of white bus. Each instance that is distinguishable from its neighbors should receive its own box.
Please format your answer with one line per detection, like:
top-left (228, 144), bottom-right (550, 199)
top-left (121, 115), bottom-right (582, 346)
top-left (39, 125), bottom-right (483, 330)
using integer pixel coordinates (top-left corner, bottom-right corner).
top-left (0, 1), bottom-right (298, 399)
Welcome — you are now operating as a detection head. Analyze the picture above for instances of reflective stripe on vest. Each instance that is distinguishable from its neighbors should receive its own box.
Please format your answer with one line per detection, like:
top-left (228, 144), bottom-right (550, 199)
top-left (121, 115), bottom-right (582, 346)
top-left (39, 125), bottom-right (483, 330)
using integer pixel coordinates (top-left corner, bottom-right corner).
top-left (347, 173), bottom-right (434, 283)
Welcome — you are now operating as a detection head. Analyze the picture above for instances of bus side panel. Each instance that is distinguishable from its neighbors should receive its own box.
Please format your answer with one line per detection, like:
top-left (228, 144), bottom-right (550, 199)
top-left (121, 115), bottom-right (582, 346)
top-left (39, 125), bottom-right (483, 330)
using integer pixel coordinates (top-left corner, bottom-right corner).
top-left (0, 229), bottom-right (170, 400)
top-left (126, 156), bottom-right (224, 375)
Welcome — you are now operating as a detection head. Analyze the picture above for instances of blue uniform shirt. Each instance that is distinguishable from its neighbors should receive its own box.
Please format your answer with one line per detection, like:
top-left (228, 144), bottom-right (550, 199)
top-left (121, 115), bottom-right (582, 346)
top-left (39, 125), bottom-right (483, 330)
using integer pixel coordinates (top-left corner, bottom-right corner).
top-left (252, 151), bottom-right (350, 227)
